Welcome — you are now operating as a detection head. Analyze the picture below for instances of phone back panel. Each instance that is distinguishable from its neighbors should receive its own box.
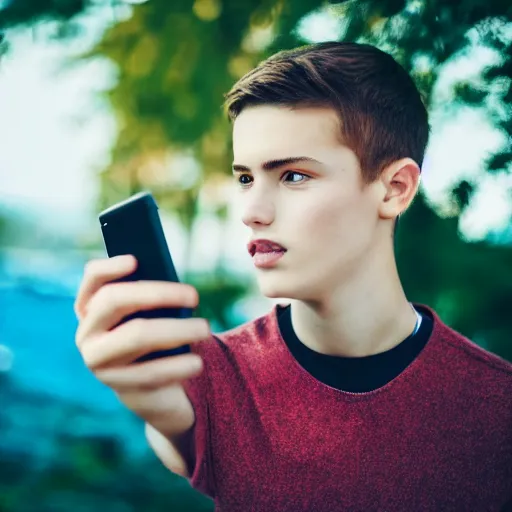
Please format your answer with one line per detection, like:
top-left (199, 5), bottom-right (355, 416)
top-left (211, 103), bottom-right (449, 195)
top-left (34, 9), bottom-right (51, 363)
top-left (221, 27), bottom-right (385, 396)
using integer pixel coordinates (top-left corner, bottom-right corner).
top-left (99, 192), bottom-right (191, 361)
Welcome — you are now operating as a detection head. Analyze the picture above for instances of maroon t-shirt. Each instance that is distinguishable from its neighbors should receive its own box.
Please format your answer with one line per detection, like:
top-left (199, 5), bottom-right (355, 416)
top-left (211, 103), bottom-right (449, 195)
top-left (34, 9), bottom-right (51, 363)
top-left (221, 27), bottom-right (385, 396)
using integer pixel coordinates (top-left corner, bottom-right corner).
top-left (183, 305), bottom-right (512, 511)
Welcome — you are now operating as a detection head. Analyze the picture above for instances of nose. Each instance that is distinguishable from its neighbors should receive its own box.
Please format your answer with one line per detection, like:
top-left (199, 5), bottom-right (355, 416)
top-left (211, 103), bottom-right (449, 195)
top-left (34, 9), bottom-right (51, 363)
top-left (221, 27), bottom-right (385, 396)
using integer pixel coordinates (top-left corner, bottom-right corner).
top-left (241, 188), bottom-right (275, 228)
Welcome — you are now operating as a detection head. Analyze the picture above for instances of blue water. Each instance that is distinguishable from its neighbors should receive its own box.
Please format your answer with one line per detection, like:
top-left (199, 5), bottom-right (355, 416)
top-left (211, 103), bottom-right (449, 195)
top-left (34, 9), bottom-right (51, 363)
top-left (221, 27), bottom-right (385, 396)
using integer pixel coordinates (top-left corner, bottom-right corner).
top-left (0, 281), bottom-right (124, 413)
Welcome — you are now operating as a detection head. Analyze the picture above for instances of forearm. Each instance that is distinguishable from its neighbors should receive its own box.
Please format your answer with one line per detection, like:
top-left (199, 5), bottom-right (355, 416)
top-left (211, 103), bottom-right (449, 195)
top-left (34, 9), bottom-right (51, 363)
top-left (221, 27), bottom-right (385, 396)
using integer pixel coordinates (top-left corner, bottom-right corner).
top-left (145, 422), bottom-right (195, 478)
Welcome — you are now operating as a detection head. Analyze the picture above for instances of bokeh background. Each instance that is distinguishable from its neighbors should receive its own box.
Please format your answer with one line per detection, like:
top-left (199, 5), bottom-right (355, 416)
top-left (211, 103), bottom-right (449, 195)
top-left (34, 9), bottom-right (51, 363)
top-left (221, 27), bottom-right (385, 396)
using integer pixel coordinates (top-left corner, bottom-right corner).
top-left (0, 1), bottom-right (511, 510)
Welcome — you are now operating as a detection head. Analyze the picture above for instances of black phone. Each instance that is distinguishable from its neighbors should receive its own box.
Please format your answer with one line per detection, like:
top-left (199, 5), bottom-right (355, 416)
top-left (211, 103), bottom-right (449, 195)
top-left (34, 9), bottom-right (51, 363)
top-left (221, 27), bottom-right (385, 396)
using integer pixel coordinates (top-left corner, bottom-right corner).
top-left (99, 191), bottom-right (192, 363)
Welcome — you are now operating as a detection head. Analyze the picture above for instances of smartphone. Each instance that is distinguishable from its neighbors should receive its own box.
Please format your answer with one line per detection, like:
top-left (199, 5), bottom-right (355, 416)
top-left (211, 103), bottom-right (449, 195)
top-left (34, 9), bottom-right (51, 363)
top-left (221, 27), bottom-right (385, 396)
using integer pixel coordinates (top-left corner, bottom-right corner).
top-left (99, 191), bottom-right (192, 363)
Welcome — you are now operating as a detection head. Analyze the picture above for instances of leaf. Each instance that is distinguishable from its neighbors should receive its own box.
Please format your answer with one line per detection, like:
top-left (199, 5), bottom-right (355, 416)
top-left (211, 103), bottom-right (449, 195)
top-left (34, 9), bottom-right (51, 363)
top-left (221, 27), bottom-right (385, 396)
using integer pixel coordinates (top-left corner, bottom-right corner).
top-left (452, 82), bottom-right (488, 105)
top-left (451, 180), bottom-right (475, 211)
top-left (487, 151), bottom-right (512, 172)
top-left (0, 0), bottom-right (88, 29)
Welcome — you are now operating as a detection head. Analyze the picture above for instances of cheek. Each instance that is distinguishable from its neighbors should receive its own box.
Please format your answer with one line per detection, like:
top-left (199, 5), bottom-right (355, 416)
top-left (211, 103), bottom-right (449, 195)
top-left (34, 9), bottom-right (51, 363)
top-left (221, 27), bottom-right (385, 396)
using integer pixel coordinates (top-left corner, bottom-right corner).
top-left (291, 191), bottom-right (375, 269)
top-left (297, 192), bottom-right (361, 239)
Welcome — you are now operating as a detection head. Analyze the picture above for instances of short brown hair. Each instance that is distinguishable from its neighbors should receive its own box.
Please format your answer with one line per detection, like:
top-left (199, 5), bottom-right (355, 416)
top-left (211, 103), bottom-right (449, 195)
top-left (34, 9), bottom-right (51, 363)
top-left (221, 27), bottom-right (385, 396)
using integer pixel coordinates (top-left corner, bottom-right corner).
top-left (224, 42), bottom-right (430, 184)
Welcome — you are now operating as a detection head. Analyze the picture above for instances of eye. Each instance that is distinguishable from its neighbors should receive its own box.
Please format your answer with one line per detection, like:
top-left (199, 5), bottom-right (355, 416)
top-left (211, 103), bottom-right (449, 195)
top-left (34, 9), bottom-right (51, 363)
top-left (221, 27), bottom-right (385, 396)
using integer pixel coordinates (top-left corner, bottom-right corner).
top-left (282, 171), bottom-right (309, 184)
top-left (237, 174), bottom-right (253, 187)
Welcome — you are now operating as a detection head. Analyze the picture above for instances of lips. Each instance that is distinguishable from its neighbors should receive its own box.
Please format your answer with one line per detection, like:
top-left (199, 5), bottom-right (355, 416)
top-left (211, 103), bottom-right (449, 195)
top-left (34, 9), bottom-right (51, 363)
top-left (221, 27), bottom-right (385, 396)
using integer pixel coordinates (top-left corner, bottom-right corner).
top-left (248, 239), bottom-right (287, 257)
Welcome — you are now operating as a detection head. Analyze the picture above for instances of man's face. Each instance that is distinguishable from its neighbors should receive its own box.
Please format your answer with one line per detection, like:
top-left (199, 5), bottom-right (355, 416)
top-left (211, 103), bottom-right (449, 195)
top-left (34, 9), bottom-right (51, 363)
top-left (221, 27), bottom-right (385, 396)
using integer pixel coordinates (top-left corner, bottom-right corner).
top-left (232, 105), bottom-right (381, 302)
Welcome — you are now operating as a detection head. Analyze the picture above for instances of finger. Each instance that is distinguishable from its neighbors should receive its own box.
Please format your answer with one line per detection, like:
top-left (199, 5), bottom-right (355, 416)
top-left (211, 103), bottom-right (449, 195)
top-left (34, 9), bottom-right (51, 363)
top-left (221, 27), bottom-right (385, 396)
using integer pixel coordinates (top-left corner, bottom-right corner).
top-left (74, 255), bottom-right (137, 320)
top-left (76, 281), bottom-right (199, 343)
top-left (95, 353), bottom-right (204, 391)
top-left (81, 317), bottom-right (209, 369)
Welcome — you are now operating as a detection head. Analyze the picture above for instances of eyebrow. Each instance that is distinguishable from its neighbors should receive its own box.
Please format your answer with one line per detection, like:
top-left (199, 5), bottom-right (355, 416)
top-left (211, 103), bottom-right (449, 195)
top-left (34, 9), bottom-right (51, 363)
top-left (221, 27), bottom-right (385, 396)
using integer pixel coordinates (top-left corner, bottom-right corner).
top-left (232, 156), bottom-right (322, 173)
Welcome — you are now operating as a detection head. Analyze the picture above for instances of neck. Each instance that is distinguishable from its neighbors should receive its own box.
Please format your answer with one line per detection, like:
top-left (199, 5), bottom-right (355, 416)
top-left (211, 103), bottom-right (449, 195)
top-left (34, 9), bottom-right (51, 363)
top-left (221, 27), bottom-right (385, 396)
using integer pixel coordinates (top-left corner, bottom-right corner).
top-left (289, 246), bottom-right (417, 358)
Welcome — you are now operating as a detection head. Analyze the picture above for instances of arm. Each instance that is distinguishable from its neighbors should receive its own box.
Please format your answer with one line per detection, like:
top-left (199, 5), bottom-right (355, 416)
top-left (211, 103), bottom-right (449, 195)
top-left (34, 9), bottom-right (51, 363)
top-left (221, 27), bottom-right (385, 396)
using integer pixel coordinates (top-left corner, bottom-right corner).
top-left (145, 422), bottom-right (195, 478)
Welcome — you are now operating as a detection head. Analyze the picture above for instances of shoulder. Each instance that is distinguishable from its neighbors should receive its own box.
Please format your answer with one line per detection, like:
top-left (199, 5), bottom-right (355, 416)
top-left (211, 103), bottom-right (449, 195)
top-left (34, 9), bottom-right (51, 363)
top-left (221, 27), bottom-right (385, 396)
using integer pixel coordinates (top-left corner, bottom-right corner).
top-left (217, 306), bottom-right (279, 345)
top-left (420, 304), bottom-right (512, 385)
top-left (192, 305), bottom-right (280, 362)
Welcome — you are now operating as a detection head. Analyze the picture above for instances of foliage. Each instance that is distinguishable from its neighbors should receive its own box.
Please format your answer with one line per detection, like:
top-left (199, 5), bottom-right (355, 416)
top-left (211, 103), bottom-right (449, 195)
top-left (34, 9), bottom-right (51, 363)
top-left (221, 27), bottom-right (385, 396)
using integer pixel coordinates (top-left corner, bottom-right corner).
top-left (396, 190), bottom-right (512, 362)
top-left (192, 272), bottom-right (251, 330)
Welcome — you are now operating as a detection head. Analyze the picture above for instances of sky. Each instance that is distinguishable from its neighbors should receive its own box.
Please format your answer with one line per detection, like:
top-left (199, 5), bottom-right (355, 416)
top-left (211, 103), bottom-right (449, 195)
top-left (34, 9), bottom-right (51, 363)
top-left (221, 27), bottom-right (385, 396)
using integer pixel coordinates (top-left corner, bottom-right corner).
top-left (0, 6), bottom-right (510, 249)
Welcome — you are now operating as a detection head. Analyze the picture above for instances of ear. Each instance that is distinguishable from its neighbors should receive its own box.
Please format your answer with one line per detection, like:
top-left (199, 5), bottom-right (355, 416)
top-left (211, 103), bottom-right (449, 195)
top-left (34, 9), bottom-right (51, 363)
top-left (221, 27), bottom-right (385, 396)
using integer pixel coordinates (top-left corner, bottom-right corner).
top-left (377, 158), bottom-right (421, 220)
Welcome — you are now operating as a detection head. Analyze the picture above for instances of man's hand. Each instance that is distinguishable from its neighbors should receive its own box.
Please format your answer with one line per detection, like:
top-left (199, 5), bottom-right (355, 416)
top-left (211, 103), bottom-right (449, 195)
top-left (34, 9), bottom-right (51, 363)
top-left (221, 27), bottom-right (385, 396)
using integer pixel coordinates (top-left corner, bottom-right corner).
top-left (74, 255), bottom-right (209, 460)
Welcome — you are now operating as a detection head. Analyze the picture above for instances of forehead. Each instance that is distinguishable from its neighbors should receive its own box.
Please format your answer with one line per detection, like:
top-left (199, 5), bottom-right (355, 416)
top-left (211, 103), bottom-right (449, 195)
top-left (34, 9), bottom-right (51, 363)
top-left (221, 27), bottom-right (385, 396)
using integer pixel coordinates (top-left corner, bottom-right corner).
top-left (232, 106), bottom-right (341, 161)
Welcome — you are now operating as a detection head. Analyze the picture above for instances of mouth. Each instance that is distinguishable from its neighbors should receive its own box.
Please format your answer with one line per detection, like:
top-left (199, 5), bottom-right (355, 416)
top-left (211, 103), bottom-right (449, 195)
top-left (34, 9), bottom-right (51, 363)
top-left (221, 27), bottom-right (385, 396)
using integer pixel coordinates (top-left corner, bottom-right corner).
top-left (247, 239), bottom-right (287, 257)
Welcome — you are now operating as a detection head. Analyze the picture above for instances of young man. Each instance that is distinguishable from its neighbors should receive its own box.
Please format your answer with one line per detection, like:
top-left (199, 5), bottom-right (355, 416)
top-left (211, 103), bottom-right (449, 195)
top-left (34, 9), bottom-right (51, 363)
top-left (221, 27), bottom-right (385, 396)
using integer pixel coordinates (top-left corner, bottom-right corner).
top-left (75, 42), bottom-right (512, 511)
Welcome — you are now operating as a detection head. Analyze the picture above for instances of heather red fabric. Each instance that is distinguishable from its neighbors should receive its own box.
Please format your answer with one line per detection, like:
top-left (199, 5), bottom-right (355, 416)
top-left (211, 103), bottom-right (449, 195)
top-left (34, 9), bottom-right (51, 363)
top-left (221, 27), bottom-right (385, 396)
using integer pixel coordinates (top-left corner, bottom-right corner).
top-left (183, 305), bottom-right (512, 511)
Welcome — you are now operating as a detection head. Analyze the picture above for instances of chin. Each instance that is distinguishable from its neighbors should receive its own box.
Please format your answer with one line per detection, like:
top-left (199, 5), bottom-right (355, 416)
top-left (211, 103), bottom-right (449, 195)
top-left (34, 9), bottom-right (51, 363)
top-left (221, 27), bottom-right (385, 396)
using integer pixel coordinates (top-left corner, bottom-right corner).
top-left (256, 273), bottom-right (289, 299)
top-left (256, 273), bottom-right (313, 301)
top-left (257, 266), bottom-right (337, 305)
